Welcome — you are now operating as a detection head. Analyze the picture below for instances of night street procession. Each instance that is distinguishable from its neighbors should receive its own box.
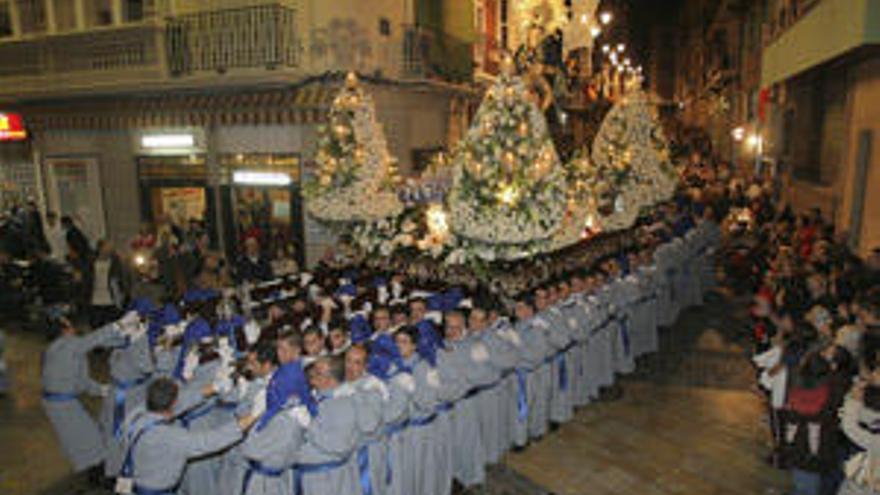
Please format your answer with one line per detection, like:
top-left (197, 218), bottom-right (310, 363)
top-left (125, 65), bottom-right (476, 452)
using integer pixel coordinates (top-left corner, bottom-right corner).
top-left (0, 1), bottom-right (879, 495)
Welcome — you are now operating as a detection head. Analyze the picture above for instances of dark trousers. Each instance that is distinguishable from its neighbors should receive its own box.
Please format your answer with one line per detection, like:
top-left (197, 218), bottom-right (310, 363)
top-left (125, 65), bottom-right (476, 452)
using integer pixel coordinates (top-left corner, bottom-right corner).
top-left (89, 305), bottom-right (120, 330)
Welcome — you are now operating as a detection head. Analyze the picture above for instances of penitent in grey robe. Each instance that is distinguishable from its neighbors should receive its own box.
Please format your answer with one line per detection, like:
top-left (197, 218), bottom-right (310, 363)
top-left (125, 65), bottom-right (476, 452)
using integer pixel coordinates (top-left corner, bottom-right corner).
top-left (435, 341), bottom-right (470, 492)
top-left (103, 333), bottom-right (156, 476)
top-left (396, 356), bottom-right (443, 495)
top-left (479, 317), bottom-right (520, 463)
top-left (541, 307), bottom-right (575, 424)
top-left (381, 369), bottom-right (413, 495)
top-left (349, 374), bottom-right (395, 495)
top-left (177, 360), bottom-right (225, 495)
top-left (586, 289), bottom-right (616, 390)
top-left (297, 385), bottom-right (362, 495)
top-left (219, 375), bottom-right (270, 495)
top-left (512, 318), bottom-right (551, 444)
top-left (121, 409), bottom-right (243, 492)
top-left (240, 405), bottom-right (308, 495)
top-left (565, 295), bottom-right (595, 408)
top-left (443, 333), bottom-right (495, 487)
top-left (41, 322), bottom-right (125, 471)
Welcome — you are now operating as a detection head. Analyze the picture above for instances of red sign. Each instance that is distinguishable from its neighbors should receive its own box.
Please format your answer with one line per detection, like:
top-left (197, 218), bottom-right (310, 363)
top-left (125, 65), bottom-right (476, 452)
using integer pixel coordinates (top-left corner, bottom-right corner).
top-left (0, 113), bottom-right (27, 141)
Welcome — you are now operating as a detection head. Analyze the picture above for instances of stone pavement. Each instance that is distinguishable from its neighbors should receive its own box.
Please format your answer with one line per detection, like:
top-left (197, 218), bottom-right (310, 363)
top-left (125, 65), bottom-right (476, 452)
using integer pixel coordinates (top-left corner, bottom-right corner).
top-left (0, 290), bottom-right (788, 495)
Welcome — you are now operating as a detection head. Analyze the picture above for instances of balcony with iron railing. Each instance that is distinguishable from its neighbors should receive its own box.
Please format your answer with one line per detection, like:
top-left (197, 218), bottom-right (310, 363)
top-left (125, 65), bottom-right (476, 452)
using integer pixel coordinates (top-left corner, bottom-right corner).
top-left (0, 6), bottom-right (474, 101)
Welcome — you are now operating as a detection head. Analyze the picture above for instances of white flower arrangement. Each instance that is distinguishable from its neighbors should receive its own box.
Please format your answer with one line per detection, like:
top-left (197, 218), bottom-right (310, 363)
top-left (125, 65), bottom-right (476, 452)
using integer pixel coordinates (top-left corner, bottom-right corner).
top-left (305, 74), bottom-right (403, 224)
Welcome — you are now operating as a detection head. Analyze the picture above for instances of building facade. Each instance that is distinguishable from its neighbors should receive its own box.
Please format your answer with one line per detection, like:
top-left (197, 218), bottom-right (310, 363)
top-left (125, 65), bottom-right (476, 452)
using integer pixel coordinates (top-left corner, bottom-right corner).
top-left (657, 0), bottom-right (880, 257)
top-left (0, 0), bottom-right (478, 266)
top-left (762, 0), bottom-right (880, 257)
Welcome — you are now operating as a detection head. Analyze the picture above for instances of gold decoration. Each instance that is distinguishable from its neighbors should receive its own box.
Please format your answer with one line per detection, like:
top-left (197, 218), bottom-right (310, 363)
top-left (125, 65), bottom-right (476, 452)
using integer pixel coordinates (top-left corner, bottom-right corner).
top-left (500, 53), bottom-right (516, 77)
top-left (518, 121), bottom-right (529, 137)
top-left (345, 71), bottom-right (359, 89)
top-left (496, 183), bottom-right (520, 206)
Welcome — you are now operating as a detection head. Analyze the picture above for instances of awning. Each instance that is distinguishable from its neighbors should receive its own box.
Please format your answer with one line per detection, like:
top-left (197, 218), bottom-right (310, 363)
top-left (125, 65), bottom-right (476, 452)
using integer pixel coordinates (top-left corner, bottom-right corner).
top-left (19, 83), bottom-right (338, 131)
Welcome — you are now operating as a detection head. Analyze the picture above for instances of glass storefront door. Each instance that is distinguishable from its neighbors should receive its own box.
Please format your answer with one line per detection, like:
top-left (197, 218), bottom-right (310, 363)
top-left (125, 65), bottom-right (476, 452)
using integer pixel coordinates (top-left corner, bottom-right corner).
top-left (137, 155), bottom-right (217, 246)
top-left (44, 156), bottom-right (106, 240)
top-left (219, 153), bottom-right (303, 266)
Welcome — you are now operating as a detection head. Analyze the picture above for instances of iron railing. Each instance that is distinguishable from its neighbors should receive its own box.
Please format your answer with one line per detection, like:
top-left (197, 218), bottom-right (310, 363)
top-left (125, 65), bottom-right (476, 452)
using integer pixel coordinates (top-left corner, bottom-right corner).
top-left (166, 3), bottom-right (300, 76)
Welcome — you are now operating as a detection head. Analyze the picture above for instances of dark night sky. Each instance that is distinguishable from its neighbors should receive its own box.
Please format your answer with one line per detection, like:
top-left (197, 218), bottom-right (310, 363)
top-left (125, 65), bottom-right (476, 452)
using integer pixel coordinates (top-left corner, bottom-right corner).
top-left (619, 0), bottom-right (685, 67)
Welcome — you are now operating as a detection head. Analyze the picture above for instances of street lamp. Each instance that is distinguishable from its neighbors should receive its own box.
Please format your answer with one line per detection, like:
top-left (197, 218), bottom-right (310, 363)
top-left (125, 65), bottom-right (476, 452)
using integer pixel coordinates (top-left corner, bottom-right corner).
top-left (600, 12), bottom-right (612, 25)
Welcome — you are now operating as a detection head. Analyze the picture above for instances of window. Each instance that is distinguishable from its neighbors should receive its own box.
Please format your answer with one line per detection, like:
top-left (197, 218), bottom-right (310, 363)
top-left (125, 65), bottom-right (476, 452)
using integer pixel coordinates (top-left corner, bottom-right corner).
top-left (378, 17), bottom-right (390, 36)
top-left (53, 0), bottom-right (78, 31)
top-left (124, 0), bottom-right (144, 22)
top-left (86, 0), bottom-right (113, 26)
top-left (0, 2), bottom-right (12, 37)
top-left (16, 0), bottom-right (47, 34)
top-left (500, 0), bottom-right (508, 49)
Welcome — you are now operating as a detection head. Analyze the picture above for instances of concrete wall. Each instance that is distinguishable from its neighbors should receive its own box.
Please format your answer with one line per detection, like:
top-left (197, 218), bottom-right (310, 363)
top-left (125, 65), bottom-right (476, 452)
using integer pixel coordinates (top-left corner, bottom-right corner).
top-left (839, 56), bottom-right (880, 257)
top-left (36, 129), bottom-right (141, 249)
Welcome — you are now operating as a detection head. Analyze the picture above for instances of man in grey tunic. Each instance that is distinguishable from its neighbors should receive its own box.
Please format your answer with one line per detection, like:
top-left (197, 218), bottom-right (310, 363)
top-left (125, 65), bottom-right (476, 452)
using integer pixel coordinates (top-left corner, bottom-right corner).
top-left (298, 356), bottom-right (363, 495)
top-left (441, 309), bottom-right (492, 488)
top-left (103, 309), bottom-right (156, 478)
top-left (118, 377), bottom-right (256, 494)
top-left (41, 313), bottom-right (135, 484)
top-left (511, 295), bottom-right (552, 444)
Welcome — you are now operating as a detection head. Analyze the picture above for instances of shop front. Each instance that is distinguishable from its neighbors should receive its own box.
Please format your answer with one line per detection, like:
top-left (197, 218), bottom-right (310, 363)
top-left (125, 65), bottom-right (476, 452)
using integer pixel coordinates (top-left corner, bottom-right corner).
top-left (218, 152), bottom-right (304, 266)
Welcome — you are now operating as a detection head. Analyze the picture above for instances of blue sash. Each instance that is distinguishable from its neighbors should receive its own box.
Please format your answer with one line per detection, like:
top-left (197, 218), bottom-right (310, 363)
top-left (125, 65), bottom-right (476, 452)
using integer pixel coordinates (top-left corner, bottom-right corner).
top-left (179, 400), bottom-right (216, 428)
top-left (42, 391), bottom-right (79, 402)
top-left (557, 353), bottom-right (568, 391)
top-left (113, 375), bottom-right (151, 438)
top-left (514, 369), bottom-right (528, 423)
top-left (293, 456), bottom-right (351, 495)
top-left (134, 487), bottom-right (175, 495)
top-left (241, 459), bottom-right (285, 495)
top-left (357, 445), bottom-right (373, 495)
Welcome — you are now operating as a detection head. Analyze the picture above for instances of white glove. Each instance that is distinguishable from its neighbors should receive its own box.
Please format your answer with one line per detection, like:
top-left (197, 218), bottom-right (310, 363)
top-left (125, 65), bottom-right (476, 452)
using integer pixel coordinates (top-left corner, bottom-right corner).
top-left (244, 320), bottom-right (261, 345)
top-left (363, 376), bottom-right (390, 401)
top-left (377, 286), bottom-right (389, 305)
top-left (165, 321), bottom-right (186, 338)
top-left (235, 377), bottom-right (250, 400)
top-left (391, 282), bottom-right (403, 299)
top-left (182, 351), bottom-right (199, 381)
top-left (426, 369), bottom-right (441, 389)
top-left (500, 329), bottom-right (522, 347)
top-left (118, 310), bottom-right (140, 330)
top-left (470, 343), bottom-right (490, 363)
top-left (213, 365), bottom-right (234, 395)
top-left (393, 373), bottom-right (416, 393)
top-left (250, 388), bottom-right (267, 418)
top-left (289, 405), bottom-right (311, 427)
top-left (425, 311), bottom-right (443, 325)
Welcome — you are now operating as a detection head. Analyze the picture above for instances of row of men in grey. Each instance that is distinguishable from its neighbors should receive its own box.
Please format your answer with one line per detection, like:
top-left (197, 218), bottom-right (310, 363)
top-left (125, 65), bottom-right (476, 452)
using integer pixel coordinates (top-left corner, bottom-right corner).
top-left (41, 218), bottom-right (720, 495)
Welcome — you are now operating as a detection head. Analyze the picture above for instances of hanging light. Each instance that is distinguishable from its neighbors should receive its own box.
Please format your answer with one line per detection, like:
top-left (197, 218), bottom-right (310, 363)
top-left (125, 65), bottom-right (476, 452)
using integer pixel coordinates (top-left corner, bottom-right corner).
top-left (602, 44), bottom-right (610, 53)
top-left (426, 204), bottom-right (449, 236)
top-left (617, 43), bottom-right (626, 53)
top-left (599, 12), bottom-right (613, 25)
top-left (731, 127), bottom-right (746, 142)
top-left (590, 26), bottom-right (601, 38)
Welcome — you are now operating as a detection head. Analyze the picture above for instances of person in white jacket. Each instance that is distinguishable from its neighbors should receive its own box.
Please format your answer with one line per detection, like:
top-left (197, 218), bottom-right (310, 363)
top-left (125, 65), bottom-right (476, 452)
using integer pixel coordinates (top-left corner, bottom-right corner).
top-left (839, 380), bottom-right (880, 494)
